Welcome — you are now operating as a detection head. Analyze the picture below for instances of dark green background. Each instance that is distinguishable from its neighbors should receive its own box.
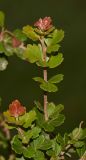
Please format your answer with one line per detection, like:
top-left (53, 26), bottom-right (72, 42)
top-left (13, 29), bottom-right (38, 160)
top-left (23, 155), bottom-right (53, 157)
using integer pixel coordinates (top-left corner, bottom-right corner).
top-left (0, 0), bottom-right (86, 132)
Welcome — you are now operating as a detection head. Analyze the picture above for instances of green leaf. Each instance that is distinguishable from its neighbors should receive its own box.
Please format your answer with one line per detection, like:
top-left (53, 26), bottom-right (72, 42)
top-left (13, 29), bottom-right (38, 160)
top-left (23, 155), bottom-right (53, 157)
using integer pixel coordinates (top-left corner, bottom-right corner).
top-left (43, 123), bottom-right (54, 132)
top-left (0, 57), bottom-right (8, 71)
top-left (40, 139), bottom-right (52, 150)
top-left (47, 140), bottom-right (62, 157)
top-left (56, 133), bottom-right (64, 147)
top-left (43, 104), bottom-right (64, 129)
top-left (43, 114), bottom-right (65, 132)
top-left (70, 127), bottom-right (83, 140)
top-left (23, 146), bottom-right (35, 158)
top-left (47, 44), bottom-right (60, 54)
top-left (47, 102), bottom-right (64, 124)
top-left (34, 26), bottom-right (55, 36)
top-left (82, 128), bottom-right (86, 139)
top-left (56, 104), bottom-right (64, 113)
top-left (18, 129), bottom-right (32, 144)
top-left (36, 60), bottom-right (48, 67)
top-left (33, 77), bottom-right (45, 83)
top-left (46, 149), bottom-right (54, 156)
top-left (24, 44), bottom-right (42, 63)
top-left (47, 102), bottom-right (55, 117)
top-left (13, 29), bottom-right (27, 41)
top-left (52, 29), bottom-right (64, 43)
top-left (34, 101), bottom-right (43, 112)
top-left (49, 74), bottom-right (64, 84)
top-left (34, 108), bottom-right (45, 128)
top-left (0, 11), bottom-right (5, 27)
top-left (32, 127), bottom-right (41, 139)
top-left (14, 47), bottom-right (25, 60)
top-left (4, 123), bottom-right (16, 130)
top-left (52, 141), bottom-right (62, 156)
top-left (45, 29), bottom-right (64, 46)
top-left (3, 111), bottom-right (16, 123)
top-left (22, 136), bottom-right (45, 159)
top-left (23, 25), bottom-right (39, 41)
top-left (20, 127), bottom-right (41, 144)
top-left (16, 157), bottom-right (25, 160)
top-left (77, 146), bottom-right (86, 157)
top-left (33, 135), bottom-right (45, 150)
top-left (11, 135), bottom-right (23, 154)
top-left (0, 42), bottom-right (5, 53)
top-left (63, 133), bottom-right (69, 146)
top-left (4, 45), bottom-right (14, 56)
top-left (50, 104), bottom-right (64, 118)
top-left (48, 114), bottom-right (65, 128)
top-left (35, 105), bottom-right (64, 133)
top-left (78, 128), bottom-right (86, 140)
top-left (19, 110), bottom-right (36, 128)
top-left (73, 141), bottom-right (85, 148)
top-left (40, 82), bottom-right (58, 92)
top-left (34, 150), bottom-right (45, 160)
top-left (48, 53), bottom-right (64, 68)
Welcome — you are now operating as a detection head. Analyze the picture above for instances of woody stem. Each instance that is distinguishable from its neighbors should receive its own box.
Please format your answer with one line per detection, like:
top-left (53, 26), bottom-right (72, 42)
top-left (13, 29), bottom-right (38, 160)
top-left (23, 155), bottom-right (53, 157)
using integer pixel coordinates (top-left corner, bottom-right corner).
top-left (40, 37), bottom-right (48, 121)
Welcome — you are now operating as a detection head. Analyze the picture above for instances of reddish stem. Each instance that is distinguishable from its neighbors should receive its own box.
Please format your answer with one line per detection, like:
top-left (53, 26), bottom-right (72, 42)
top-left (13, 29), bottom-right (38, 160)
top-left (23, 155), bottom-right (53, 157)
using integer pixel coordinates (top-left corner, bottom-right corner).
top-left (40, 37), bottom-right (48, 121)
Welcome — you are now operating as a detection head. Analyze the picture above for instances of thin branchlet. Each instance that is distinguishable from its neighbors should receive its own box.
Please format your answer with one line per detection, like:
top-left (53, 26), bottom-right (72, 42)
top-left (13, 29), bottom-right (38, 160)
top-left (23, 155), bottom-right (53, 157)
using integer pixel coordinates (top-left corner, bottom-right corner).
top-left (40, 37), bottom-right (48, 121)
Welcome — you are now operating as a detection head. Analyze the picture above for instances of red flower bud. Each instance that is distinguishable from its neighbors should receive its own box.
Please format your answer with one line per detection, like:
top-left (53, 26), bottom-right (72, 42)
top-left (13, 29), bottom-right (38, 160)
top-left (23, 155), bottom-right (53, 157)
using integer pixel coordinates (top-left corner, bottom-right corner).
top-left (12, 37), bottom-right (21, 48)
top-left (34, 17), bottom-right (53, 31)
top-left (9, 100), bottom-right (26, 118)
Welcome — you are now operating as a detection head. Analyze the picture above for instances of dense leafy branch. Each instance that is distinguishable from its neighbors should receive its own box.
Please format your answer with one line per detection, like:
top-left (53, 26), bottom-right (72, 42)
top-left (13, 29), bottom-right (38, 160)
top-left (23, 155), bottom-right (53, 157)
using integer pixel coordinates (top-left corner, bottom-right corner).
top-left (0, 11), bottom-right (86, 160)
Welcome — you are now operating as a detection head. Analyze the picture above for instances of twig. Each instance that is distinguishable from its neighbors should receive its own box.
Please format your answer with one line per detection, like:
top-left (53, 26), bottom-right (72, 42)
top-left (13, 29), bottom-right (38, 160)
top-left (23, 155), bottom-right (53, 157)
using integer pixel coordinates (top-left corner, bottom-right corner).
top-left (40, 37), bottom-right (48, 121)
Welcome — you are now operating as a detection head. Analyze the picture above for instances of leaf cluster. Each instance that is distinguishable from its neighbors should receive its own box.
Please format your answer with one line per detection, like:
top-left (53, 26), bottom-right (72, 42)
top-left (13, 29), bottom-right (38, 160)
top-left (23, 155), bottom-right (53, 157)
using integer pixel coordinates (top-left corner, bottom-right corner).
top-left (0, 11), bottom-right (86, 160)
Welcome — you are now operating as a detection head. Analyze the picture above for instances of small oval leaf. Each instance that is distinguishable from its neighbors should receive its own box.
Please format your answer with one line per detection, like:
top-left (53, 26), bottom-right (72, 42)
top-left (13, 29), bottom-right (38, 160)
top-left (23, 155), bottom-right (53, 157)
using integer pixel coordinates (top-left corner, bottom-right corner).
top-left (0, 11), bottom-right (5, 27)
top-left (40, 82), bottom-right (58, 92)
top-left (0, 57), bottom-right (8, 71)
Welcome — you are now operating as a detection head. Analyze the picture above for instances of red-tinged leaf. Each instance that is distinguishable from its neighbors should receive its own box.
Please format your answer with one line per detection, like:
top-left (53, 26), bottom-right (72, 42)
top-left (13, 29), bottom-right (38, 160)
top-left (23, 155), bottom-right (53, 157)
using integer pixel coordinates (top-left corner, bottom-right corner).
top-left (12, 37), bottom-right (21, 48)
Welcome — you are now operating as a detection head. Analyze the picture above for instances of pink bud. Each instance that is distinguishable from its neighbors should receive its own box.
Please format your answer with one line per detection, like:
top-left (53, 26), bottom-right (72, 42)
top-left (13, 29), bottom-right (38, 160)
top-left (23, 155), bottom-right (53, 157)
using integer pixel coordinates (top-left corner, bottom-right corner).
top-left (9, 100), bottom-right (26, 118)
top-left (34, 17), bottom-right (53, 31)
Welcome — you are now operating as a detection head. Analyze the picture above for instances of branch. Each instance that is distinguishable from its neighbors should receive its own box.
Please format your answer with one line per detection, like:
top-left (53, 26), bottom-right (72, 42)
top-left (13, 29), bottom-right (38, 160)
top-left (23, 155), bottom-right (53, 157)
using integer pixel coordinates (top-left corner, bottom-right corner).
top-left (40, 37), bottom-right (48, 121)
